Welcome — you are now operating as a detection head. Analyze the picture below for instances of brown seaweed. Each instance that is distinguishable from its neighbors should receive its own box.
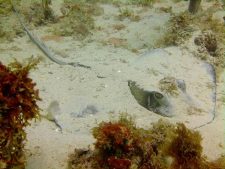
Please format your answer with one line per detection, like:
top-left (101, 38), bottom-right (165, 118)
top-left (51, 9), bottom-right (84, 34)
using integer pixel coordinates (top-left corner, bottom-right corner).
top-left (68, 114), bottom-right (225, 169)
top-left (0, 58), bottom-right (40, 169)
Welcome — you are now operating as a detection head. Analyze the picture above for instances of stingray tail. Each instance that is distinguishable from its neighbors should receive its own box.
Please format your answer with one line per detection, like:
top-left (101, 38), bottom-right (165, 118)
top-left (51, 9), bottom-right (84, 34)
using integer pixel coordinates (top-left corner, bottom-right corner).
top-left (193, 63), bottom-right (216, 129)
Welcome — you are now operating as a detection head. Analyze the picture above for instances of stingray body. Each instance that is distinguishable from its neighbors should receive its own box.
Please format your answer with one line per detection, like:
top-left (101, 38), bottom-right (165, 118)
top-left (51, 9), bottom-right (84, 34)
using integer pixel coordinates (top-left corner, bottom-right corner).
top-left (128, 48), bottom-right (217, 128)
top-left (128, 80), bottom-right (173, 117)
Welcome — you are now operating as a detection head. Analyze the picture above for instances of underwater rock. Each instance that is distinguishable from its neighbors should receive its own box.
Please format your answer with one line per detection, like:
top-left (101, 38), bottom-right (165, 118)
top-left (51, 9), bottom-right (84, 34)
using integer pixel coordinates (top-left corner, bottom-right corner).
top-left (128, 80), bottom-right (173, 117)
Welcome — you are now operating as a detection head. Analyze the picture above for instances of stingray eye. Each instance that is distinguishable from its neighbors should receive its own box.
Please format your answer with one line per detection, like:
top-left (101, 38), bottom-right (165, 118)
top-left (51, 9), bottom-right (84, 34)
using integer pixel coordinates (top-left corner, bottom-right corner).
top-left (154, 92), bottom-right (163, 99)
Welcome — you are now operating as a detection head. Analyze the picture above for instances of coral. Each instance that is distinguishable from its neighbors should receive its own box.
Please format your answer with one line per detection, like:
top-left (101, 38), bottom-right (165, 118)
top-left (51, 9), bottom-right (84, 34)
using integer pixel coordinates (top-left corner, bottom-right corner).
top-left (0, 58), bottom-right (40, 169)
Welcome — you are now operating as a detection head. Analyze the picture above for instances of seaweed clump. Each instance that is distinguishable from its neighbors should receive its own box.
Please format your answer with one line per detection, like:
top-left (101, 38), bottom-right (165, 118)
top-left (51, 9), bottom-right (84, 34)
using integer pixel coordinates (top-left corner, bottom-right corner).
top-left (129, 0), bottom-right (157, 7)
top-left (118, 7), bottom-right (140, 22)
top-left (155, 11), bottom-right (194, 47)
top-left (68, 114), bottom-right (225, 169)
top-left (0, 58), bottom-right (40, 169)
top-left (21, 0), bottom-right (57, 27)
top-left (0, 0), bottom-right (21, 16)
top-left (53, 1), bottom-right (103, 40)
top-left (0, 0), bottom-right (24, 42)
top-left (193, 5), bottom-right (225, 75)
top-left (0, 0), bottom-right (13, 16)
top-left (194, 31), bottom-right (218, 56)
top-left (158, 77), bottom-right (179, 96)
top-left (167, 123), bottom-right (205, 169)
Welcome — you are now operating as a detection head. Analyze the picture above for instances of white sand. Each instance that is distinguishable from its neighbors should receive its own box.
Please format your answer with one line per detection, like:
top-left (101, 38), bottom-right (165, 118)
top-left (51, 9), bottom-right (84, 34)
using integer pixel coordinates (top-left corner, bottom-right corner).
top-left (0, 0), bottom-right (224, 168)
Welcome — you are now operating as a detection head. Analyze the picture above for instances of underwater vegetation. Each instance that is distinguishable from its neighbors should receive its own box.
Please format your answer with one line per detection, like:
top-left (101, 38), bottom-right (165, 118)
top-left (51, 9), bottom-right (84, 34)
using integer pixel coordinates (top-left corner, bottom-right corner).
top-left (0, 58), bottom-right (40, 169)
top-left (0, 0), bottom-right (21, 16)
top-left (155, 11), bottom-right (194, 47)
top-left (156, 1), bottom-right (225, 76)
top-left (21, 0), bottom-right (57, 27)
top-left (0, 0), bottom-right (56, 41)
top-left (52, 0), bottom-right (103, 40)
top-left (194, 31), bottom-right (218, 56)
top-left (193, 6), bottom-right (225, 75)
top-left (0, 0), bottom-right (24, 41)
top-left (118, 7), bottom-right (140, 22)
top-left (129, 0), bottom-right (157, 7)
top-left (79, 0), bottom-right (157, 6)
top-left (0, 0), bottom-right (12, 15)
top-left (68, 114), bottom-right (225, 169)
top-left (158, 77), bottom-right (179, 97)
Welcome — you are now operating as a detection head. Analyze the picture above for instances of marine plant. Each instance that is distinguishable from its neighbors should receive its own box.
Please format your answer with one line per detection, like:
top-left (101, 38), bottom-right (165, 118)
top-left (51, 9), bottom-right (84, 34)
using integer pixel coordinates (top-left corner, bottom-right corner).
top-left (166, 123), bottom-right (205, 169)
top-left (0, 58), bottom-right (40, 169)
top-left (118, 7), bottom-right (140, 21)
top-left (194, 6), bottom-right (225, 70)
top-left (158, 77), bottom-right (179, 96)
top-left (0, 0), bottom-right (21, 16)
top-left (53, 1), bottom-right (103, 40)
top-left (194, 31), bottom-right (218, 56)
top-left (0, 0), bottom-right (24, 42)
top-left (155, 11), bottom-right (193, 47)
top-left (129, 0), bottom-right (157, 7)
top-left (21, 0), bottom-right (56, 26)
top-left (0, 0), bottom-right (12, 16)
top-left (41, 0), bottom-right (54, 20)
top-left (156, 1), bottom-right (225, 76)
top-left (68, 114), bottom-right (225, 169)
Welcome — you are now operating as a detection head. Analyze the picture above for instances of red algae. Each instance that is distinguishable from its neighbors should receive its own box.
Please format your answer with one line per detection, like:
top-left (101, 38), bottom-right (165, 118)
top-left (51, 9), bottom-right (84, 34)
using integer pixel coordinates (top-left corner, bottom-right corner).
top-left (0, 58), bottom-right (40, 169)
top-left (68, 114), bottom-right (225, 169)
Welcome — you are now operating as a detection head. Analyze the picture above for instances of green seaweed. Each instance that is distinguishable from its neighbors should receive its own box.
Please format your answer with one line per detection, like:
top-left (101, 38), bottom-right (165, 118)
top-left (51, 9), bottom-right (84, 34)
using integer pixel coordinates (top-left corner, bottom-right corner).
top-left (52, 1), bottom-right (103, 40)
top-left (118, 7), bottom-right (140, 21)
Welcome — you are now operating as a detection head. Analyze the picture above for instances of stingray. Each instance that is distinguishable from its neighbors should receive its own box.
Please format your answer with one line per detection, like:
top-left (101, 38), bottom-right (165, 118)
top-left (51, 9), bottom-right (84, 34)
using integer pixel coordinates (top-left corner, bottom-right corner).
top-left (128, 80), bottom-right (174, 117)
top-left (128, 48), bottom-right (216, 129)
